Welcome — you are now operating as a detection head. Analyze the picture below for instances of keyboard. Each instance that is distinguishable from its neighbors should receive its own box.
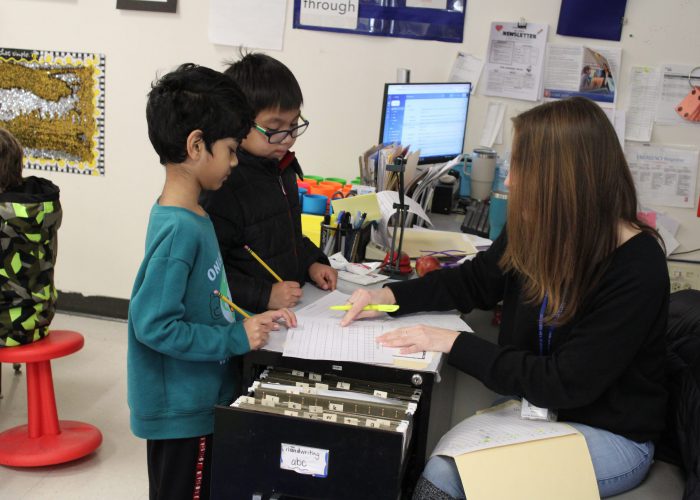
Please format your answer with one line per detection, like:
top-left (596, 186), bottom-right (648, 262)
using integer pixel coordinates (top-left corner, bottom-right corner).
top-left (460, 200), bottom-right (490, 238)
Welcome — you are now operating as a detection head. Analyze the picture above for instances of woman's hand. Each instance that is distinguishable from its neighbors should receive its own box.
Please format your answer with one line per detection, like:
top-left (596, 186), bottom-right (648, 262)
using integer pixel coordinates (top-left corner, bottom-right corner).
top-left (244, 308), bottom-right (297, 350)
top-left (377, 325), bottom-right (461, 354)
top-left (340, 287), bottom-right (396, 326)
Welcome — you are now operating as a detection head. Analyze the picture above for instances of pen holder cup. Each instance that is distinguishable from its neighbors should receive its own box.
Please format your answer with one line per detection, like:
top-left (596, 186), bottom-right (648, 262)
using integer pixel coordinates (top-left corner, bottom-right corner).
top-left (302, 194), bottom-right (328, 215)
top-left (320, 221), bottom-right (373, 262)
top-left (488, 192), bottom-right (508, 240)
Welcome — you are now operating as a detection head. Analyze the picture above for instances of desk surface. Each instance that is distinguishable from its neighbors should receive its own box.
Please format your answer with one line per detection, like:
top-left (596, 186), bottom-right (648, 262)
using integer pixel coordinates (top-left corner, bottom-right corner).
top-left (260, 211), bottom-right (480, 374)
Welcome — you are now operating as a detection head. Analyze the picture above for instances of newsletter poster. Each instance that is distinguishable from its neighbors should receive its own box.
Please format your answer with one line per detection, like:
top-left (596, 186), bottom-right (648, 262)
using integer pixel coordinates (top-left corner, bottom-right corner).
top-left (482, 22), bottom-right (549, 102)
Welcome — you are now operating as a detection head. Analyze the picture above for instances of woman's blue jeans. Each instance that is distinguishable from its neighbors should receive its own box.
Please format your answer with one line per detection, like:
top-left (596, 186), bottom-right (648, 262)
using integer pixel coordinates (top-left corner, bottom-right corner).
top-left (422, 422), bottom-right (655, 498)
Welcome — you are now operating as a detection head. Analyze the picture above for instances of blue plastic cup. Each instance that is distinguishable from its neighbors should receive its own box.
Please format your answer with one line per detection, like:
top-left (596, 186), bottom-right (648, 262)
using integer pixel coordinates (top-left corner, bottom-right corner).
top-left (302, 194), bottom-right (328, 215)
top-left (298, 187), bottom-right (307, 204)
top-left (489, 192), bottom-right (508, 240)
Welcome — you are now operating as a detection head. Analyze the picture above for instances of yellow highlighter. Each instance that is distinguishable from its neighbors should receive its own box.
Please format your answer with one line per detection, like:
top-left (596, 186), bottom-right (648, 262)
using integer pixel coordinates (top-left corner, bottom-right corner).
top-left (329, 304), bottom-right (399, 312)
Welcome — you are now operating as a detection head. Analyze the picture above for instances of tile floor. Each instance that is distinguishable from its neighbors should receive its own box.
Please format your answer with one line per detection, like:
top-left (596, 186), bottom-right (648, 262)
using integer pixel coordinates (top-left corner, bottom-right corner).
top-left (0, 313), bottom-right (148, 499)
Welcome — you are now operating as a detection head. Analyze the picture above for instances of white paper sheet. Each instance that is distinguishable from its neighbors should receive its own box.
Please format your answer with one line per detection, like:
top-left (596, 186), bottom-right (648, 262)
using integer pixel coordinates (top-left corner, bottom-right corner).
top-left (209, 0), bottom-right (286, 50)
top-left (657, 224), bottom-right (680, 256)
top-left (613, 109), bottom-right (626, 148)
top-left (283, 318), bottom-right (396, 364)
top-left (656, 65), bottom-right (700, 126)
top-left (449, 52), bottom-right (484, 91)
top-left (479, 102), bottom-right (506, 148)
top-left (287, 290), bottom-right (470, 365)
top-left (295, 289), bottom-right (350, 320)
top-left (431, 400), bottom-right (578, 457)
top-left (483, 22), bottom-right (549, 102)
top-left (625, 67), bottom-right (660, 142)
top-left (625, 143), bottom-right (699, 208)
top-left (372, 190), bottom-right (433, 249)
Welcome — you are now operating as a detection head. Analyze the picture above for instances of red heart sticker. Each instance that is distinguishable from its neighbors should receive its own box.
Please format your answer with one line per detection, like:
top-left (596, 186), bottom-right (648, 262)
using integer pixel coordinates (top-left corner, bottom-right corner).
top-left (495, 25), bottom-right (503, 31)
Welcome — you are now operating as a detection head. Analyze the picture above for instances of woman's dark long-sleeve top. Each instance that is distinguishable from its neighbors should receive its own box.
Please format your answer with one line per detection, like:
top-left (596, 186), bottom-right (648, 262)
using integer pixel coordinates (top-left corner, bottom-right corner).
top-left (386, 231), bottom-right (669, 443)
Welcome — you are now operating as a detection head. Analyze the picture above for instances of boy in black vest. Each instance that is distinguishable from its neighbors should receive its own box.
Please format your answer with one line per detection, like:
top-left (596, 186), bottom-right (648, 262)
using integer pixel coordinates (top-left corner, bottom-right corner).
top-left (201, 53), bottom-right (336, 313)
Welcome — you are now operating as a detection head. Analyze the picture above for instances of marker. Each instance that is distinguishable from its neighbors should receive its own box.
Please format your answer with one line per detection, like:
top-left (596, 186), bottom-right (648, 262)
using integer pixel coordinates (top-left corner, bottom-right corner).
top-left (213, 289), bottom-right (251, 318)
top-left (244, 245), bottom-right (283, 282)
top-left (329, 304), bottom-right (400, 312)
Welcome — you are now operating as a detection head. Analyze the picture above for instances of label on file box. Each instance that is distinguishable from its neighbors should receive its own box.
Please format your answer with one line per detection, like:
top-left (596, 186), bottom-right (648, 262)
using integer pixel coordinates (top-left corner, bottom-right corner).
top-left (280, 443), bottom-right (329, 478)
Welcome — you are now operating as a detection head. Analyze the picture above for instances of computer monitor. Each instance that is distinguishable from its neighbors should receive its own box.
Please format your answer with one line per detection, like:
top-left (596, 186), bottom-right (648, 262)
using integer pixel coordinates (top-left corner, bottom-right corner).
top-left (378, 82), bottom-right (472, 165)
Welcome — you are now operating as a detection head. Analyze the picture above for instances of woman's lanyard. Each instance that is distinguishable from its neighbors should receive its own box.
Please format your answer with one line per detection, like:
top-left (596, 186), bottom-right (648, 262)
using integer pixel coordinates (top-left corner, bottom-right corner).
top-left (538, 294), bottom-right (564, 355)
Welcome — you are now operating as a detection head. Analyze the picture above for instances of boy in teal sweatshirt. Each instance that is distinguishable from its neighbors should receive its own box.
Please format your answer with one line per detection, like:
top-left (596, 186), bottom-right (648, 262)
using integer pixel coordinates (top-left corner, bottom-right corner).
top-left (127, 63), bottom-right (296, 500)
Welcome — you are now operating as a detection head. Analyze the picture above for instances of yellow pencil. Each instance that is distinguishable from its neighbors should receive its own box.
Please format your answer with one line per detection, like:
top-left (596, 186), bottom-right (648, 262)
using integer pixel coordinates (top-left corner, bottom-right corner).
top-left (213, 290), bottom-right (251, 318)
top-left (244, 245), bottom-right (283, 282)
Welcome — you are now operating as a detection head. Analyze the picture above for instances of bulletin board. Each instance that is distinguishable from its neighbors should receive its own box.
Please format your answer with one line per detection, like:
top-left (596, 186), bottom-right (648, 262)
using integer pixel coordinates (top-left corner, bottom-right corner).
top-left (293, 0), bottom-right (466, 43)
top-left (0, 47), bottom-right (106, 176)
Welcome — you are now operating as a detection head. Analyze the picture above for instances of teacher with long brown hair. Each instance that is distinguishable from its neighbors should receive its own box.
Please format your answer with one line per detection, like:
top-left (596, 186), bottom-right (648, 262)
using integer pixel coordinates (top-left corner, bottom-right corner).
top-left (341, 97), bottom-right (668, 499)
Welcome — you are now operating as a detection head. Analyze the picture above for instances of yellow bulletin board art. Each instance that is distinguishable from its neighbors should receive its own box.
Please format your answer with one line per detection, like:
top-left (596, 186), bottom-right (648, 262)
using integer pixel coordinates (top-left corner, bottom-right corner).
top-left (0, 47), bottom-right (106, 176)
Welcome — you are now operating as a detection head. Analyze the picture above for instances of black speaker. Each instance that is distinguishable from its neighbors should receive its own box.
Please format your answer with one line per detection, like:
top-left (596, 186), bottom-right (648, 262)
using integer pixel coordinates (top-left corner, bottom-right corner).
top-left (431, 179), bottom-right (458, 214)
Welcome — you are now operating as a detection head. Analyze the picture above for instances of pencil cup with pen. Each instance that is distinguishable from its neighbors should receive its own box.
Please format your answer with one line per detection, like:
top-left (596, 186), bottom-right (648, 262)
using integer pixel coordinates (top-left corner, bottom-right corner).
top-left (320, 218), bottom-right (373, 262)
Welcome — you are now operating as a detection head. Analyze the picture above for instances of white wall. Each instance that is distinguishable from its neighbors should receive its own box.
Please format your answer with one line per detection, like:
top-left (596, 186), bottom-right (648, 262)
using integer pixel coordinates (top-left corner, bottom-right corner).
top-left (1, 0), bottom-right (699, 300)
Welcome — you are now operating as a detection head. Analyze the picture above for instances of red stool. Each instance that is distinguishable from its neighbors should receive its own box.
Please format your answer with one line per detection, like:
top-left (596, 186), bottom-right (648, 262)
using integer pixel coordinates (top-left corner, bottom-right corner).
top-left (0, 330), bottom-right (102, 467)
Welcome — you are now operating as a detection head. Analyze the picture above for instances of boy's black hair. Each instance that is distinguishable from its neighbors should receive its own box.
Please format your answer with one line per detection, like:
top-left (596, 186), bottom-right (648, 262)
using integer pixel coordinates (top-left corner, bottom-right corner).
top-left (146, 63), bottom-right (253, 165)
top-left (224, 52), bottom-right (303, 115)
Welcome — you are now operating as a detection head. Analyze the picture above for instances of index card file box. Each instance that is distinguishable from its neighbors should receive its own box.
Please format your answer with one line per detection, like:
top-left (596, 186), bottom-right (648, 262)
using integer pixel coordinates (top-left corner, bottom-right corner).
top-left (211, 353), bottom-right (438, 499)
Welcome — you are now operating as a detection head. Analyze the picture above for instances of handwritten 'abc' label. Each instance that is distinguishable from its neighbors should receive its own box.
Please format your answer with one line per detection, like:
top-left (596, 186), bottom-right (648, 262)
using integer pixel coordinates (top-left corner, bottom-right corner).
top-left (280, 443), bottom-right (329, 478)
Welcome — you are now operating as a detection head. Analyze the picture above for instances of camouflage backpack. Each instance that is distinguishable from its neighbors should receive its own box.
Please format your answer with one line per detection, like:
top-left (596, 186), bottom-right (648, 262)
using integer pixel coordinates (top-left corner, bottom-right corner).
top-left (0, 176), bottom-right (61, 347)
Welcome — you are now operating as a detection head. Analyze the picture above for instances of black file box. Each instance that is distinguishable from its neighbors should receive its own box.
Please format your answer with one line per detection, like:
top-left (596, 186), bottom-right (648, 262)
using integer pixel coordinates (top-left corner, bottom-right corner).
top-left (211, 352), bottom-right (439, 499)
top-left (212, 405), bottom-right (407, 499)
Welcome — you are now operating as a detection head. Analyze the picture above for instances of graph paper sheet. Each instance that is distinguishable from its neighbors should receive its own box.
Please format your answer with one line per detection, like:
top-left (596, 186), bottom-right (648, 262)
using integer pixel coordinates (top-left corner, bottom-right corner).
top-left (283, 317), bottom-right (396, 364)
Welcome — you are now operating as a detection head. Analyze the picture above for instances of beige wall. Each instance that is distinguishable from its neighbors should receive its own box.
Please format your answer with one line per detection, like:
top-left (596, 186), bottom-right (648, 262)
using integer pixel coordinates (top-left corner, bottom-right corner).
top-left (1, 0), bottom-right (699, 300)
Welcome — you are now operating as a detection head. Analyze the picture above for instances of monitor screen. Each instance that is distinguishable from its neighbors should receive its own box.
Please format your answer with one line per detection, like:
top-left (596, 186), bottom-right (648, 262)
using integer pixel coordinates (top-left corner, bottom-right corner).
top-left (379, 82), bottom-right (472, 165)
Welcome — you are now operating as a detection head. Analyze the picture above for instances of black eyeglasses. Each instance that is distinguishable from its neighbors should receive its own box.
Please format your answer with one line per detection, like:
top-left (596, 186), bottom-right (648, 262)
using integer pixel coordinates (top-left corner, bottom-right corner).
top-left (253, 115), bottom-right (309, 144)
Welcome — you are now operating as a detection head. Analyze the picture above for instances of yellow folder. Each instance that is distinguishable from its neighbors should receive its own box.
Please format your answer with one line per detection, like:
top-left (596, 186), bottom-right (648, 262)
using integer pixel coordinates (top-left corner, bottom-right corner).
top-left (455, 432), bottom-right (599, 500)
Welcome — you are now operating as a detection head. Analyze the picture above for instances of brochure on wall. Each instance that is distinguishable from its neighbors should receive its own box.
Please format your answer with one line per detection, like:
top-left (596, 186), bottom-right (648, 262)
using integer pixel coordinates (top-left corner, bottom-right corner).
top-left (625, 144), bottom-right (699, 209)
top-left (625, 67), bottom-right (661, 142)
top-left (482, 22), bottom-right (549, 102)
top-left (655, 65), bottom-right (700, 126)
top-left (543, 45), bottom-right (621, 108)
top-left (448, 52), bottom-right (484, 92)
